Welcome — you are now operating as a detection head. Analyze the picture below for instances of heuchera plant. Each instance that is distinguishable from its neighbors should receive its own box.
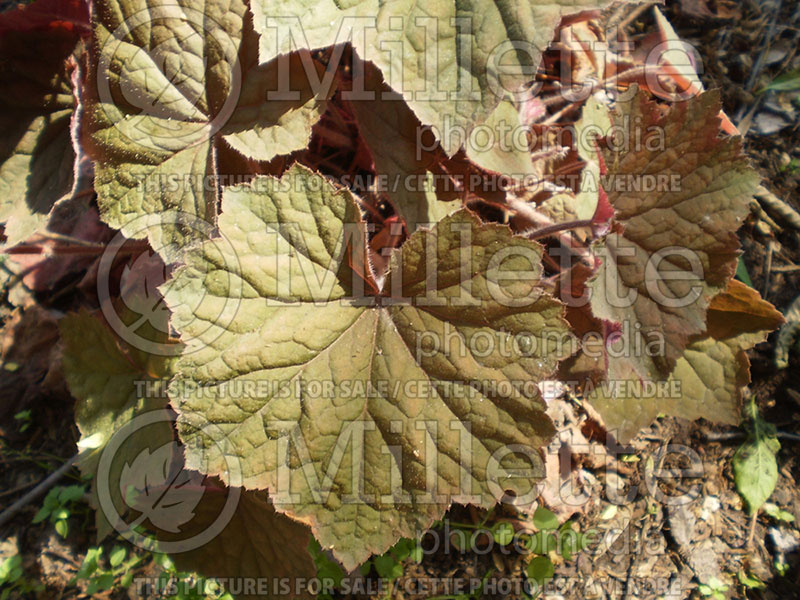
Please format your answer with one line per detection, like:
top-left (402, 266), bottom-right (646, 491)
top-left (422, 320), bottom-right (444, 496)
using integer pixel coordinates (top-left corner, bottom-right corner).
top-left (0, 0), bottom-right (786, 594)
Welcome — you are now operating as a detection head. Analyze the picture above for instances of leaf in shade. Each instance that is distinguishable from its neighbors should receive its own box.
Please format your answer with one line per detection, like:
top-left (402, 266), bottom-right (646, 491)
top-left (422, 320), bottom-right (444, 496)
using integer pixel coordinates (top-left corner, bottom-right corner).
top-left (84, 0), bottom-right (329, 252)
top-left (61, 311), bottom-right (316, 598)
top-left (347, 63), bottom-right (464, 233)
top-left (0, 0), bottom-right (88, 247)
top-left (251, 0), bottom-right (629, 156)
top-left (588, 87), bottom-right (758, 380)
top-left (537, 96), bottom-right (613, 227)
top-left (59, 308), bottom-right (177, 539)
top-left (119, 443), bottom-right (205, 533)
top-left (588, 281), bottom-right (784, 443)
top-left (118, 250), bottom-right (172, 336)
top-left (164, 164), bottom-right (574, 570)
top-left (0, 0), bottom-right (89, 34)
top-left (157, 486), bottom-right (316, 600)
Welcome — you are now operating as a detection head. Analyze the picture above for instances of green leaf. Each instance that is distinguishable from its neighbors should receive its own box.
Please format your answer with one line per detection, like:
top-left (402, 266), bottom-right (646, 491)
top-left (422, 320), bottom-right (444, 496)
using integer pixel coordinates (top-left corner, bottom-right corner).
top-left (373, 554), bottom-right (403, 580)
top-left (95, 573), bottom-right (116, 591)
top-left (761, 68), bottom-right (800, 93)
top-left (75, 547), bottom-right (103, 580)
top-left (165, 164), bottom-right (573, 570)
top-left (733, 402), bottom-right (780, 515)
top-left (0, 3), bottom-right (82, 247)
top-left (85, 0), bottom-right (329, 252)
top-left (0, 555), bottom-right (22, 584)
top-left (309, 537), bottom-right (345, 588)
top-left (409, 542), bottom-right (423, 564)
top-left (389, 538), bottom-right (419, 561)
top-left (58, 485), bottom-right (86, 504)
top-left (55, 519), bottom-right (69, 538)
top-left (763, 502), bottom-right (795, 523)
top-left (252, 0), bottom-right (624, 156)
top-left (32, 506), bottom-right (50, 524)
top-left (527, 556), bottom-right (554, 586)
top-left (588, 88), bottom-right (759, 380)
top-left (492, 522), bottom-right (515, 546)
top-left (527, 530), bottom-right (557, 555)
top-left (109, 546), bottom-right (127, 568)
top-left (52, 508), bottom-right (70, 521)
top-left (532, 507), bottom-right (559, 531)
top-left (737, 569), bottom-right (766, 589)
top-left (120, 571), bottom-right (134, 588)
top-left (735, 257), bottom-right (753, 287)
top-left (775, 558), bottom-right (789, 576)
top-left (558, 522), bottom-right (579, 560)
top-left (156, 553), bottom-right (173, 571)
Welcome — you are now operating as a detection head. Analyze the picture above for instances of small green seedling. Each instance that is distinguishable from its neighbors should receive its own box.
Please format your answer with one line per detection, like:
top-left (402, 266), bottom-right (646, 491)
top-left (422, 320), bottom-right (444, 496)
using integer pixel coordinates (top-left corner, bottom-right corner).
top-left (308, 537), bottom-right (344, 600)
top-left (363, 536), bottom-right (423, 598)
top-left (775, 557), bottom-right (789, 576)
top-left (309, 537), bottom-right (345, 600)
top-left (32, 484), bottom-right (86, 538)
top-left (72, 545), bottom-right (145, 595)
top-left (527, 556), bottom-right (555, 593)
top-left (491, 522), bottom-right (515, 546)
top-left (13, 410), bottom-right (31, 433)
top-left (151, 553), bottom-right (234, 599)
top-left (313, 536), bottom-right (425, 600)
top-left (697, 576), bottom-right (728, 600)
top-left (0, 554), bottom-right (44, 599)
top-left (762, 502), bottom-right (795, 523)
top-left (524, 507), bottom-right (589, 598)
top-left (737, 569), bottom-right (766, 590)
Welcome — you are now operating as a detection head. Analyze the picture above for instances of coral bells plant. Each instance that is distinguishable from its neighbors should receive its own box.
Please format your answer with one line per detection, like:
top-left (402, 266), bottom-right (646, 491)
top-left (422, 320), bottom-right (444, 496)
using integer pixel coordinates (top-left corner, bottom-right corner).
top-left (0, 0), bottom-right (785, 594)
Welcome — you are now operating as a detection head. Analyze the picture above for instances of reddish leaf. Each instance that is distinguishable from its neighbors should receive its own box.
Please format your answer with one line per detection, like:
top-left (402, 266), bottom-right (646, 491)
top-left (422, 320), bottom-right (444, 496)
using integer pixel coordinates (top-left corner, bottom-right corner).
top-left (0, 0), bottom-right (89, 35)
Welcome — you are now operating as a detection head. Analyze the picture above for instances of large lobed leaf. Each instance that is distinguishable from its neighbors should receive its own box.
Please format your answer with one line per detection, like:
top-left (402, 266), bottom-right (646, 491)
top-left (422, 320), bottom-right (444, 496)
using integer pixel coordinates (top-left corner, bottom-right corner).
top-left (588, 87), bottom-right (759, 380)
top-left (84, 0), bottom-right (330, 251)
top-left (588, 280), bottom-right (784, 443)
top-left (251, 0), bottom-right (627, 156)
top-left (164, 164), bottom-right (574, 569)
